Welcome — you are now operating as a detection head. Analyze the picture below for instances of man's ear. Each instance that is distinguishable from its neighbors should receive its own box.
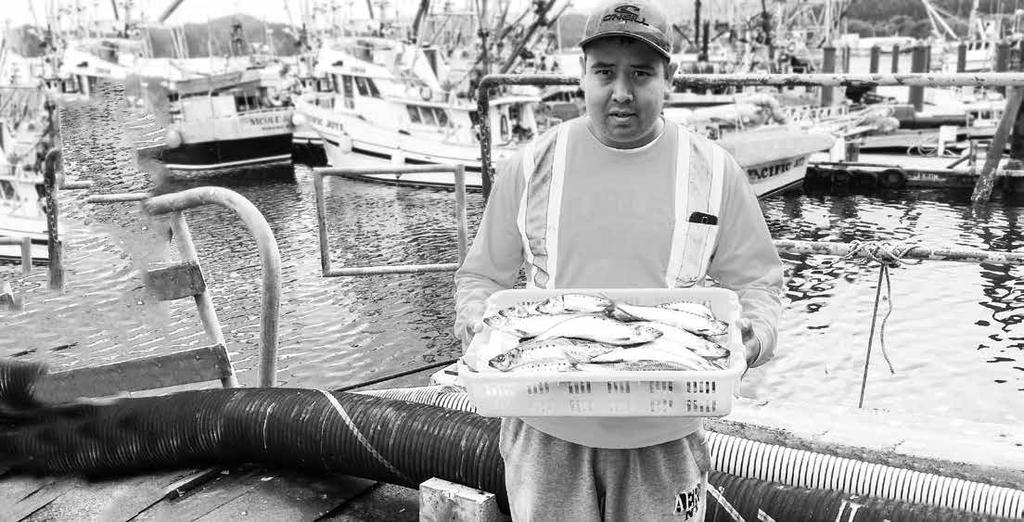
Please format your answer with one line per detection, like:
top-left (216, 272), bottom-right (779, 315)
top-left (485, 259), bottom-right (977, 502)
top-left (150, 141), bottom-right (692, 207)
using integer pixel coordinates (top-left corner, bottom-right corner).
top-left (665, 61), bottom-right (679, 84)
top-left (579, 54), bottom-right (586, 82)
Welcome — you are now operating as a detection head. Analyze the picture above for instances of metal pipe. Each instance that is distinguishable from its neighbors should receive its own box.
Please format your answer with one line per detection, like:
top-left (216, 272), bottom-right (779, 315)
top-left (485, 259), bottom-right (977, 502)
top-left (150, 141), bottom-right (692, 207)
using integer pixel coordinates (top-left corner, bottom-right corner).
top-left (142, 187), bottom-right (281, 388)
top-left (0, 237), bottom-right (33, 274)
top-left (86, 193), bottom-right (151, 203)
top-left (167, 212), bottom-right (237, 389)
top-left (773, 239), bottom-right (1024, 265)
top-left (454, 164), bottom-right (468, 263)
top-left (326, 263), bottom-right (460, 277)
top-left (314, 165), bottom-right (469, 276)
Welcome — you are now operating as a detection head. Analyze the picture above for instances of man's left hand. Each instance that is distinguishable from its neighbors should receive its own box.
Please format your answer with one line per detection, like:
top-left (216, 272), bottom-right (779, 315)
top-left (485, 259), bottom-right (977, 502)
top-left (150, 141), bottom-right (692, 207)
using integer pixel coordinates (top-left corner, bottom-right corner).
top-left (736, 317), bottom-right (760, 367)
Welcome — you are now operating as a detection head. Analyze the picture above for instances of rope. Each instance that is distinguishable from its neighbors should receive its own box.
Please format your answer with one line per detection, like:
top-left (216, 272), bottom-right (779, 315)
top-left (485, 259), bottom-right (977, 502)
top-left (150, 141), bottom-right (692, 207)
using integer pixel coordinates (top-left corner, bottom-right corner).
top-left (839, 241), bottom-right (919, 407)
top-left (317, 389), bottom-right (412, 484)
top-left (707, 482), bottom-right (746, 521)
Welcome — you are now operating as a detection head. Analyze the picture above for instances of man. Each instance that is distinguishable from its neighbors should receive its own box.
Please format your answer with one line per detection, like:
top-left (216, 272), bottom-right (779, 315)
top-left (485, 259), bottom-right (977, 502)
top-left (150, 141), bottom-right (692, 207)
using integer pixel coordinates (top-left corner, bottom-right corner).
top-left (454, 0), bottom-right (783, 519)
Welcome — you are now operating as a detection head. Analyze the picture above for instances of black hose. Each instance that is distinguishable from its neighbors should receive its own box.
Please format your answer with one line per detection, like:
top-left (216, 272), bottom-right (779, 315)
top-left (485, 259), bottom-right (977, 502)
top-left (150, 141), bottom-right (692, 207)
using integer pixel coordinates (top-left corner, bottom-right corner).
top-left (1, 360), bottom-right (1018, 521)
top-left (0, 360), bottom-right (46, 408)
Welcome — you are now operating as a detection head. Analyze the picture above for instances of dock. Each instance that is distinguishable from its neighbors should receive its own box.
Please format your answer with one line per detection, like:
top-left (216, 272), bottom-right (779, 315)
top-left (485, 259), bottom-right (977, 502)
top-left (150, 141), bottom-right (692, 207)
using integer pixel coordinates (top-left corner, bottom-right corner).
top-left (808, 152), bottom-right (1024, 191)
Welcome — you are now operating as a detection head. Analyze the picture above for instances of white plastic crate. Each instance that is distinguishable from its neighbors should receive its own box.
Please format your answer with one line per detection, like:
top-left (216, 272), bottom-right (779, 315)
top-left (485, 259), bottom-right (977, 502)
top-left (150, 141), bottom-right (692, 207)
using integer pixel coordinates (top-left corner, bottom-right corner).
top-left (461, 287), bottom-right (747, 418)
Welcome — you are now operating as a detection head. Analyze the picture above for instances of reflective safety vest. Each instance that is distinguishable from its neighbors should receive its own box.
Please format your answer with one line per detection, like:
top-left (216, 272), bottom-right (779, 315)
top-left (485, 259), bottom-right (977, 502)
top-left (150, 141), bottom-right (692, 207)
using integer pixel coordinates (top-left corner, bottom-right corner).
top-left (515, 121), bottom-right (726, 289)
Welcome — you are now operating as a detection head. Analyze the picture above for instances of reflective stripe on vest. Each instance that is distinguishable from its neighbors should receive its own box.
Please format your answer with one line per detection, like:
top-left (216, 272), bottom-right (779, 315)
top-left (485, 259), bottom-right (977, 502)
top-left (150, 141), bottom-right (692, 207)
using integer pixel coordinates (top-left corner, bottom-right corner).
top-left (517, 123), bottom-right (723, 289)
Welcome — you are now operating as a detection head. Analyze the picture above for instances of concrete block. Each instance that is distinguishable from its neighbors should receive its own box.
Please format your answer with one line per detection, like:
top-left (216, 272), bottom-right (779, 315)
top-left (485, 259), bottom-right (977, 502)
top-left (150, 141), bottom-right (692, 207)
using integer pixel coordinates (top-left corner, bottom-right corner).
top-left (419, 477), bottom-right (499, 522)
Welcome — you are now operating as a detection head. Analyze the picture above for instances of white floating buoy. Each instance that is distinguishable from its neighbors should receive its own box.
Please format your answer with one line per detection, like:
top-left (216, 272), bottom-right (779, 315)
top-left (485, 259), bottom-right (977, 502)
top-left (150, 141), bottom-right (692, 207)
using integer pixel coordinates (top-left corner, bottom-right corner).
top-left (165, 129), bottom-right (182, 149)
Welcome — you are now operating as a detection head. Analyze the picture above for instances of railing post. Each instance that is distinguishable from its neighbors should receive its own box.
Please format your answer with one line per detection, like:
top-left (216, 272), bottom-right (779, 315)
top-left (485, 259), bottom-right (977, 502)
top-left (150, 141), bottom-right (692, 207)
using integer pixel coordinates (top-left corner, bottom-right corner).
top-left (821, 45), bottom-right (835, 106)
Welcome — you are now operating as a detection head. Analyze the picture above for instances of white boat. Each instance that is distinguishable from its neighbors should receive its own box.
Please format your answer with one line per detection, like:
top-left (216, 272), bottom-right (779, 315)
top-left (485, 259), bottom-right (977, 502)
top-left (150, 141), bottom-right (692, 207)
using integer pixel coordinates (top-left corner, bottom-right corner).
top-left (295, 37), bottom-right (540, 186)
top-left (138, 69), bottom-right (294, 171)
top-left (0, 113), bottom-right (52, 263)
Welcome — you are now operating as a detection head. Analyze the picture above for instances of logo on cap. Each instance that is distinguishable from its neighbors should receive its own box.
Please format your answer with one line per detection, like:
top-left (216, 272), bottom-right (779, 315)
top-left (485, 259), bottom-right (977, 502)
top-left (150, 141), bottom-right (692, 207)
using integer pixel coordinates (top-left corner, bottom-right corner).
top-left (602, 5), bottom-right (649, 26)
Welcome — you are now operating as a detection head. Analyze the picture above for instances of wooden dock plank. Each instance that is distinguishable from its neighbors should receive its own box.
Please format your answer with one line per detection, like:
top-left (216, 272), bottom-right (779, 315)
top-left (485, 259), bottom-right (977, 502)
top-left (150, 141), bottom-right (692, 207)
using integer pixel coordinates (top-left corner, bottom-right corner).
top-left (193, 472), bottom-right (376, 522)
top-left (132, 469), bottom-right (264, 522)
top-left (2, 478), bottom-right (77, 522)
top-left (22, 471), bottom-right (195, 522)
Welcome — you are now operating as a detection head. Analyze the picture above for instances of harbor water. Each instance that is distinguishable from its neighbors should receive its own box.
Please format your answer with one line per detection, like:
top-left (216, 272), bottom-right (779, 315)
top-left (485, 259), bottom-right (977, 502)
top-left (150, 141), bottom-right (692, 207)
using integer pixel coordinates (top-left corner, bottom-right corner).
top-left (1, 83), bottom-right (1021, 427)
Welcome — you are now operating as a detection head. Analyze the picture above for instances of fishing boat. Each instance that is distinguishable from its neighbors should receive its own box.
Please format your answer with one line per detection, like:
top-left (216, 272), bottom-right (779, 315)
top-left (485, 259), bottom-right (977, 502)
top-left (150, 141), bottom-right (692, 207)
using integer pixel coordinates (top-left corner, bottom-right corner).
top-left (293, 37), bottom-right (541, 186)
top-left (0, 115), bottom-right (50, 263)
top-left (137, 69), bottom-right (294, 171)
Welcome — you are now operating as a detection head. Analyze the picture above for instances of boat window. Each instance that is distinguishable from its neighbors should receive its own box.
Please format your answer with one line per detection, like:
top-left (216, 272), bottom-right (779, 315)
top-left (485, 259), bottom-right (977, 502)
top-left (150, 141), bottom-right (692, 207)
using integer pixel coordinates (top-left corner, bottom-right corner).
top-left (0, 180), bottom-right (13, 200)
top-left (435, 108), bottom-right (449, 126)
top-left (407, 105), bottom-right (421, 123)
top-left (355, 76), bottom-right (370, 96)
top-left (342, 75), bottom-right (355, 109)
top-left (421, 106), bottom-right (437, 126)
top-left (366, 78), bottom-right (381, 97)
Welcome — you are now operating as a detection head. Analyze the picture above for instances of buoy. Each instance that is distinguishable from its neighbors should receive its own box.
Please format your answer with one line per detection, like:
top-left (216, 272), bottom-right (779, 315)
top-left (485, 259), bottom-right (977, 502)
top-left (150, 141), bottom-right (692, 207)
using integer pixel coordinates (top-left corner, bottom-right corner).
top-left (419, 85), bottom-right (433, 101)
top-left (165, 129), bottom-right (182, 149)
top-left (337, 133), bottom-right (353, 154)
top-left (291, 112), bottom-right (307, 129)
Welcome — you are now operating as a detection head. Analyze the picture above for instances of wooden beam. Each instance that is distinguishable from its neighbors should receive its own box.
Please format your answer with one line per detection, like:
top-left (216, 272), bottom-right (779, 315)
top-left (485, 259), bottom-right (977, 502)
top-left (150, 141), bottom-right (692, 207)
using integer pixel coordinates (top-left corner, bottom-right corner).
top-left (145, 261), bottom-right (207, 301)
top-left (972, 87), bottom-right (1024, 203)
top-left (33, 344), bottom-right (233, 402)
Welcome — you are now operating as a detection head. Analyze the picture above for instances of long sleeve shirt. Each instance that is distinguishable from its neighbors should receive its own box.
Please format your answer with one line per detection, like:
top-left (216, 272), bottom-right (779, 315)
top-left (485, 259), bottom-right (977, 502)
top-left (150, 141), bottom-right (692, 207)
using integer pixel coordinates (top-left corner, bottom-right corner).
top-left (454, 118), bottom-right (783, 448)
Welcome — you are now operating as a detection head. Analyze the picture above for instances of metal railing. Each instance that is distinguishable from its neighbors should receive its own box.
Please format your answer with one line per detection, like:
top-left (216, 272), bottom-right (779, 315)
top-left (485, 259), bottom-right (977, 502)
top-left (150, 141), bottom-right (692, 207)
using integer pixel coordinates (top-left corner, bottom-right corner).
top-left (475, 72), bottom-right (1024, 201)
top-left (313, 165), bottom-right (469, 277)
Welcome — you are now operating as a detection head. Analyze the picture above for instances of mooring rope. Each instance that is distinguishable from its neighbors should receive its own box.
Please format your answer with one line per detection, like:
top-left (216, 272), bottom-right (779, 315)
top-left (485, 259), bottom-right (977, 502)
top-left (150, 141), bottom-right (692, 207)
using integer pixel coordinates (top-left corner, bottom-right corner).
top-left (838, 241), bottom-right (924, 408)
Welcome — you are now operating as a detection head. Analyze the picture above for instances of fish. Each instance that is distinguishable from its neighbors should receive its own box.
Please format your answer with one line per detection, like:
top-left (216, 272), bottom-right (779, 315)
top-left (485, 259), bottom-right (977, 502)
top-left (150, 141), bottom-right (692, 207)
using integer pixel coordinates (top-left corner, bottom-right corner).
top-left (634, 321), bottom-right (731, 360)
top-left (578, 360), bottom-right (698, 371)
top-left (608, 302), bottom-right (729, 336)
top-left (483, 312), bottom-right (582, 338)
top-left (591, 347), bottom-right (720, 371)
top-left (658, 301), bottom-right (717, 320)
top-left (488, 337), bottom-right (616, 371)
top-left (507, 357), bottom-right (580, 373)
top-left (532, 315), bottom-right (663, 346)
top-left (536, 293), bottom-right (614, 315)
top-left (497, 301), bottom-right (545, 318)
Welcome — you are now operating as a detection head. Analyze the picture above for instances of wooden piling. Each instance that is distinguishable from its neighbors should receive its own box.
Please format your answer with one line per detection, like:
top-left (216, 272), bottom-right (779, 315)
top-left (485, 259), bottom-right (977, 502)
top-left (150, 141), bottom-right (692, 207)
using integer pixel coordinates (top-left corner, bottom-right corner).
top-left (821, 46), bottom-right (836, 106)
top-left (909, 46), bottom-right (927, 112)
top-left (972, 87), bottom-right (1024, 203)
top-left (957, 42), bottom-right (967, 73)
top-left (41, 102), bottom-right (64, 291)
top-left (891, 44), bottom-right (900, 73)
top-left (996, 41), bottom-right (1011, 95)
top-left (869, 46), bottom-right (881, 74)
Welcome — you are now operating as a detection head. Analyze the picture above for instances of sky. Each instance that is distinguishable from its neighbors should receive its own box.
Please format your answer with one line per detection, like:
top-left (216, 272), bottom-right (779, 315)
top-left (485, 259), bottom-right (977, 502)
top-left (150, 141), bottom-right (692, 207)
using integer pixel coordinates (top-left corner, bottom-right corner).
top-left (2, 0), bottom-right (621, 27)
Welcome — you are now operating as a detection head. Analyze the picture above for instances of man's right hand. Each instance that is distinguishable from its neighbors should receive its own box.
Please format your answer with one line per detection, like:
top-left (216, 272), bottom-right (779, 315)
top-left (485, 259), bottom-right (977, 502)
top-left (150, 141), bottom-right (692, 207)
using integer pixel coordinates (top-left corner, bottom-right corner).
top-left (454, 302), bottom-right (487, 349)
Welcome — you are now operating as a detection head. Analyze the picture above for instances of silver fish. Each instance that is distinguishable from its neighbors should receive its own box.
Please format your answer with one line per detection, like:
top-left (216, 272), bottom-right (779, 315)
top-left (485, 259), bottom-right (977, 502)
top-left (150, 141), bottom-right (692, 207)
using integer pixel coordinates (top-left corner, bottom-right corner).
top-left (634, 321), bottom-right (731, 360)
top-left (591, 347), bottom-right (719, 371)
top-left (498, 301), bottom-right (545, 318)
top-left (483, 312), bottom-right (582, 338)
top-left (532, 315), bottom-right (663, 346)
top-left (609, 302), bottom-right (728, 336)
top-left (507, 357), bottom-right (580, 373)
top-left (658, 301), bottom-right (717, 320)
top-left (488, 338), bottom-right (615, 371)
top-left (579, 360), bottom-right (697, 371)
top-left (536, 293), bottom-right (614, 315)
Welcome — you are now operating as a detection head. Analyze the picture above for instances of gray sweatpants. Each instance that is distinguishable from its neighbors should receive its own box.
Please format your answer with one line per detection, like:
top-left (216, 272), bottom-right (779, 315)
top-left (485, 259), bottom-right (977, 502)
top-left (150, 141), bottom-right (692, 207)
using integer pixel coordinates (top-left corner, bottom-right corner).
top-left (499, 418), bottom-right (709, 521)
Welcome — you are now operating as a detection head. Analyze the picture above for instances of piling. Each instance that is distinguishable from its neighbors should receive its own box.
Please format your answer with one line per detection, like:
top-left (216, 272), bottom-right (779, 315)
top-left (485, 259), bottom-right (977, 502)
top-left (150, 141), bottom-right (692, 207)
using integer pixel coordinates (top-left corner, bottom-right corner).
top-left (891, 44), bottom-right (900, 73)
top-left (841, 46), bottom-right (851, 73)
top-left (821, 45), bottom-right (836, 106)
top-left (957, 42), bottom-right (967, 72)
top-left (996, 41), bottom-right (1011, 95)
top-left (869, 46), bottom-right (881, 74)
top-left (41, 102), bottom-right (63, 291)
top-left (909, 46), bottom-right (927, 112)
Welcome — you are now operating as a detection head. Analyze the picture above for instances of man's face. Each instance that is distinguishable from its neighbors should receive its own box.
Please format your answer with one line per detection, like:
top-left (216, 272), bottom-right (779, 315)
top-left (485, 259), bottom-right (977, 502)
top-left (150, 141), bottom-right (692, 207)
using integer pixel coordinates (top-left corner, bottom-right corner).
top-left (580, 37), bottom-right (675, 148)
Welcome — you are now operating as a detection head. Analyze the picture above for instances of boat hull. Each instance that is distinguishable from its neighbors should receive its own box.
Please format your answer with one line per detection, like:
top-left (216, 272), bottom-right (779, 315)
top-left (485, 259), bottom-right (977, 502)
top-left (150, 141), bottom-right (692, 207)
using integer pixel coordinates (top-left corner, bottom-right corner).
top-left (150, 133), bottom-right (294, 171)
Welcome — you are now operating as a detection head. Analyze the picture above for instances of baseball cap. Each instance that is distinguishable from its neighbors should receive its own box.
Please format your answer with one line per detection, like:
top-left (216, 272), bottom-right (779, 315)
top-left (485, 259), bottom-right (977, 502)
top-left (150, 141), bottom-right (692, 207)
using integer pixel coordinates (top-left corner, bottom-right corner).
top-left (578, 0), bottom-right (672, 60)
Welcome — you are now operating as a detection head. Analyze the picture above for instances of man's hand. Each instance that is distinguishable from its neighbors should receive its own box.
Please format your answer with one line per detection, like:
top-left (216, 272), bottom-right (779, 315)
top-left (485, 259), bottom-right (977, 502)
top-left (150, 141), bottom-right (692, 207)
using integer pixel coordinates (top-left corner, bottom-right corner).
top-left (454, 302), bottom-right (487, 350)
top-left (736, 317), bottom-right (760, 368)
